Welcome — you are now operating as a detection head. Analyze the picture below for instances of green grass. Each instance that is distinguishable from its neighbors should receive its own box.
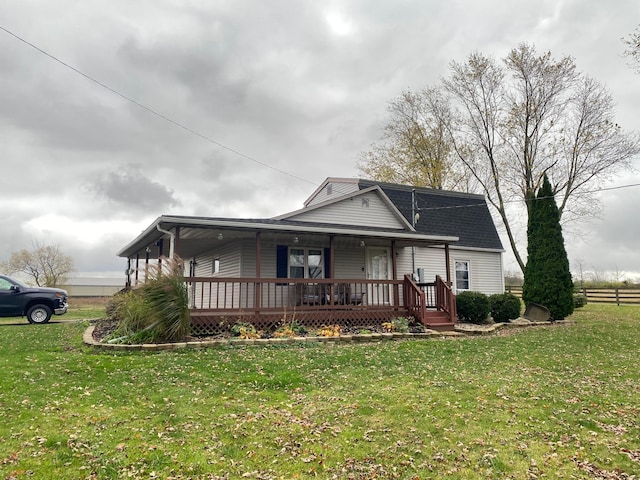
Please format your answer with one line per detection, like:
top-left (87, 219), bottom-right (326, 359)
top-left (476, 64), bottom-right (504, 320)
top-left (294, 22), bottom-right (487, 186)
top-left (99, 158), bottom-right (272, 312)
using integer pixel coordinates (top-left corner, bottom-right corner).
top-left (0, 304), bottom-right (639, 479)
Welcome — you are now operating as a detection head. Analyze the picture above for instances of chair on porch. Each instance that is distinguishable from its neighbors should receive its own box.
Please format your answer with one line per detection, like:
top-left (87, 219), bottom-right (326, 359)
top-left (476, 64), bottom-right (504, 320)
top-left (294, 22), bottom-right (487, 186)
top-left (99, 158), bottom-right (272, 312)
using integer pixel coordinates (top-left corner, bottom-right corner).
top-left (327, 283), bottom-right (366, 305)
top-left (296, 283), bottom-right (327, 306)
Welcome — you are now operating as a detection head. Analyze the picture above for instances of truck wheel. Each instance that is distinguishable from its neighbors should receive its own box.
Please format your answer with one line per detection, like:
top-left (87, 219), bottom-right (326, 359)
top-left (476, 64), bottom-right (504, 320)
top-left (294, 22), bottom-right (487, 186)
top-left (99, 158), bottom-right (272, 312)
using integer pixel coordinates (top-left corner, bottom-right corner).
top-left (27, 304), bottom-right (52, 324)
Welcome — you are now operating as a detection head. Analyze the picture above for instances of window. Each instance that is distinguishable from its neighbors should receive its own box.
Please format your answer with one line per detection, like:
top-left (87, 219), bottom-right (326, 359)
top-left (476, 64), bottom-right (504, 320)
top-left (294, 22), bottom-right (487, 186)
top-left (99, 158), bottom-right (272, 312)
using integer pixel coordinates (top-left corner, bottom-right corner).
top-left (0, 277), bottom-right (13, 290)
top-left (213, 258), bottom-right (220, 275)
top-left (289, 248), bottom-right (324, 279)
top-left (455, 260), bottom-right (470, 292)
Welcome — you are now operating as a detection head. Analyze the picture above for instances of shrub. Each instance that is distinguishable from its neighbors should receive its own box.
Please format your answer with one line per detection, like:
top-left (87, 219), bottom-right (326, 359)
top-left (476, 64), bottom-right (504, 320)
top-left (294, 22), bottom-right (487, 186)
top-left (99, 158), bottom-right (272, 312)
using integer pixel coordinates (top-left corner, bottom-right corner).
top-left (573, 293), bottom-right (588, 308)
top-left (105, 257), bottom-right (190, 344)
top-left (382, 317), bottom-right (410, 333)
top-left (274, 322), bottom-right (307, 337)
top-left (231, 321), bottom-right (260, 339)
top-left (456, 291), bottom-right (490, 324)
top-left (489, 293), bottom-right (521, 323)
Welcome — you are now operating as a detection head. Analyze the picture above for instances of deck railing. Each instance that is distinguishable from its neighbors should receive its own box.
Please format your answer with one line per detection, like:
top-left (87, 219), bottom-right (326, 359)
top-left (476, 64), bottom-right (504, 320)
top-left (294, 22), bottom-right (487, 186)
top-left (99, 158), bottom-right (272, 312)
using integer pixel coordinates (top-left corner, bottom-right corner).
top-left (184, 276), bottom-right (455, 334)
top-left (405, 274), bottom-right (456, 325)
top-left (404, 274), bottom-right (426, 321)
top-left (433, 275), bottom-right (456, 322)
top-left (185, 277), bottom-right (404, 312)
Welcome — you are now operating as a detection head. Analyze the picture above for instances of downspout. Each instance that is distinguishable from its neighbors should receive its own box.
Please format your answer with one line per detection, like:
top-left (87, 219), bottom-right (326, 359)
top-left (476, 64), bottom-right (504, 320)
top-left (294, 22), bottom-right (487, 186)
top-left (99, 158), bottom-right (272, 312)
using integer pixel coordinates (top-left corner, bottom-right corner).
top-left (156, 224), bottom-right (175, 259)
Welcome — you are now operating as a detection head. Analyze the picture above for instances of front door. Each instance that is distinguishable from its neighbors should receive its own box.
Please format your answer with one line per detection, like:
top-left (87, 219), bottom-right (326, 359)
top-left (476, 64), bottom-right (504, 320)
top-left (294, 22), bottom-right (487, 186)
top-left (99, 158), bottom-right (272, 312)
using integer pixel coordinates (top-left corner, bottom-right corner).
top-left (366, 247), bottom-right (391, 305)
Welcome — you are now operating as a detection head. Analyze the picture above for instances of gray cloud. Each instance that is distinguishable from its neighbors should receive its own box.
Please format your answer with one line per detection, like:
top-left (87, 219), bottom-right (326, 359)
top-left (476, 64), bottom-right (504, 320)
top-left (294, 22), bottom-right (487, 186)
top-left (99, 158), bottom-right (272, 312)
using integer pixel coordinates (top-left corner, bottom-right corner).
top-left (88, 164), bottom-right (180, 212)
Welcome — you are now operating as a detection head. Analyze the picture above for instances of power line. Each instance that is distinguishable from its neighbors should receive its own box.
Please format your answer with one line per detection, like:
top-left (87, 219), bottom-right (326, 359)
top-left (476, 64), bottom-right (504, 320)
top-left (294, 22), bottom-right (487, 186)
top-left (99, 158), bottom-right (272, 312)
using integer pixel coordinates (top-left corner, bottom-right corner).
top-left (415, 182), bottom-right (640, 212)
top-left (0, 25), bottom-right (317, 186)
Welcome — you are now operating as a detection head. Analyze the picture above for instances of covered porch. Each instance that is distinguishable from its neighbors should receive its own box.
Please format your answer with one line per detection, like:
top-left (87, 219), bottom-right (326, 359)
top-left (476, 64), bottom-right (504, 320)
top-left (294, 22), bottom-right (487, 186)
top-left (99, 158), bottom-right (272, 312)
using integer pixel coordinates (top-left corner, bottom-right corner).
top-left (118, 216), bottom-right (459, 334)
top-left (186, 274), bottom-right (456, 335)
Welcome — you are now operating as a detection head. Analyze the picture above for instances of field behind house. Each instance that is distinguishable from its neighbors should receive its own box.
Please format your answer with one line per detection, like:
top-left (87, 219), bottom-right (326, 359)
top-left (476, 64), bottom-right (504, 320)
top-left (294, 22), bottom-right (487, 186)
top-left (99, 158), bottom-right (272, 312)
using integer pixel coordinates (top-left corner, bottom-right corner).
top-left (0, 304), bottom-right (638, 479)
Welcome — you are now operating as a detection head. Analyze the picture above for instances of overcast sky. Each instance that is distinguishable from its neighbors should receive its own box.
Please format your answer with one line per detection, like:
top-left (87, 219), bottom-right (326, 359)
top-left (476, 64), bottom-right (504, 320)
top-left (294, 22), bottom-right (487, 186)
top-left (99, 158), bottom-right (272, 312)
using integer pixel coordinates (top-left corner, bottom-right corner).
top-left (1, 0), bottom-right (639, 280)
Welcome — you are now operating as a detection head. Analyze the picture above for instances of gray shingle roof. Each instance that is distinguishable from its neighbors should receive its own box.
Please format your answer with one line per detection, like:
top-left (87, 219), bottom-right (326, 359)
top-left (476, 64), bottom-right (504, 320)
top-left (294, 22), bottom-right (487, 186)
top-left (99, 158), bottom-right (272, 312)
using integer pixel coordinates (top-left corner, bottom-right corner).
top-left (358, 180), bottom-right (503, 250)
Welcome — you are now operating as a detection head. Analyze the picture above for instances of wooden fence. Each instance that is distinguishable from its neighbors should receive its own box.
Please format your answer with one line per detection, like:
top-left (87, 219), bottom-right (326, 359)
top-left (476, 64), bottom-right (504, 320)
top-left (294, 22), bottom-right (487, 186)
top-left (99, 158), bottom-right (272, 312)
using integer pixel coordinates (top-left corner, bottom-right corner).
top-left (505, 286), bottom-right (640, 306)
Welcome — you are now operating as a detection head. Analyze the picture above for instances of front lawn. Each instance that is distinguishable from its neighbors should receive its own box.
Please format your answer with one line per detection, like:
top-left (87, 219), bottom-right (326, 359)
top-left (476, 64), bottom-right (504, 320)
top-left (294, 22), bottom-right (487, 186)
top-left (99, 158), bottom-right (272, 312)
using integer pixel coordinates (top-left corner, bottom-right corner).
top-left (0, 304), bottom-right (638, 479)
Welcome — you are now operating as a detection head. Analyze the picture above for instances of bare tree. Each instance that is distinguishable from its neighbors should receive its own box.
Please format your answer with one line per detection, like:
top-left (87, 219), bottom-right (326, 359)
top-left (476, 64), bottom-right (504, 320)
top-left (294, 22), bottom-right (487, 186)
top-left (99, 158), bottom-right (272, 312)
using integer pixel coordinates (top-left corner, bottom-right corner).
top-left (623, 25), bottom-right (640, 72)
top-left (358, 88), bottom-right (475, 191)
top-left (443, 43), bottom-right (640, 272)
top-left (0, 241), bottom-right (75, 287)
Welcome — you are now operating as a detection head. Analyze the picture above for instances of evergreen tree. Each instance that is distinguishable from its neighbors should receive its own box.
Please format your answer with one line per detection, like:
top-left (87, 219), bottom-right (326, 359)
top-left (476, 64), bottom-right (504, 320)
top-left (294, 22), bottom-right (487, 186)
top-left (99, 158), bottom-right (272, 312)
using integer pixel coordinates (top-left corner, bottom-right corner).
top-left (522, 175), bottom-right (574, 319)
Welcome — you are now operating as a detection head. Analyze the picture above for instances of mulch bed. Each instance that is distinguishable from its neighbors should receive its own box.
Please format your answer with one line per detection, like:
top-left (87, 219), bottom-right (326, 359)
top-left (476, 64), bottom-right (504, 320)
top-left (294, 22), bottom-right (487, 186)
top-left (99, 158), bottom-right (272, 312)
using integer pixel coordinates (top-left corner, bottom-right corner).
top-left (90, 318), bottom-right (428, 343)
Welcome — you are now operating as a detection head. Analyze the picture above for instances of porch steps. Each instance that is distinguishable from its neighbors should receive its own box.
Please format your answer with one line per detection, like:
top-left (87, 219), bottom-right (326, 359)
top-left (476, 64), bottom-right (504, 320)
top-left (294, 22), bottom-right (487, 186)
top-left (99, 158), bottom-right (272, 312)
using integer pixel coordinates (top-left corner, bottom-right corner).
top-left (422, 311), bottom-right (456, 331)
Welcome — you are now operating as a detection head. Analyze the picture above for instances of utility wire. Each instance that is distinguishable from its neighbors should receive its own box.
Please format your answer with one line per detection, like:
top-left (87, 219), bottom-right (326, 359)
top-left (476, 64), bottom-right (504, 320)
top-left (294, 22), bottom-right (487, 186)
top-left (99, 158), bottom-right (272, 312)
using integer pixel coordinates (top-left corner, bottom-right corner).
top-left (2, 25), bottom-right (639, 204)
top-left (0, 25), bottom-right (317, 186)
top-left (415, 182), bottom-right (640, 212)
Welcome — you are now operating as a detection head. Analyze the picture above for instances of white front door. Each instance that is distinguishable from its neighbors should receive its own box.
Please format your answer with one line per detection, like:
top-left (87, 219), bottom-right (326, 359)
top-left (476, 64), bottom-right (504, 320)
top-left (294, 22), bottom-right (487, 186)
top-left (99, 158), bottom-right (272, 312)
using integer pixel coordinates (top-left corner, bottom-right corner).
top-left (366, 247), bottom-right (391, 305)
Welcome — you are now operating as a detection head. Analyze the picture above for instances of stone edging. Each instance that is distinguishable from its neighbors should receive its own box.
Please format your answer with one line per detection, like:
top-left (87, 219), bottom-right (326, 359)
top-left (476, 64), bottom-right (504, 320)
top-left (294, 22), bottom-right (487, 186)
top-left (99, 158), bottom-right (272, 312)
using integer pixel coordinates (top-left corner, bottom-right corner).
top-left (83, 320), bottom-right (565, 351)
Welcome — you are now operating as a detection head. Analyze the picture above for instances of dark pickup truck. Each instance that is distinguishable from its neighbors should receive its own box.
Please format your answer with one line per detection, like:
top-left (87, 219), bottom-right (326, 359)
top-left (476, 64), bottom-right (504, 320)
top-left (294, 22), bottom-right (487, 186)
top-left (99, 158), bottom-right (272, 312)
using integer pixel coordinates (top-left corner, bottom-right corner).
top-left (0, 274), bottom-right (69, 324)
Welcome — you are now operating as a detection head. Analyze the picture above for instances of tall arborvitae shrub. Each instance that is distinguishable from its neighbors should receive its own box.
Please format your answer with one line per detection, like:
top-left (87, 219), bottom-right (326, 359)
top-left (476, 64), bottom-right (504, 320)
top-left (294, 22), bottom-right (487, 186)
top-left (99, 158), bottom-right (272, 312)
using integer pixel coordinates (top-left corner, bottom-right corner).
top-left (522, 175), bottom-right (574, 319)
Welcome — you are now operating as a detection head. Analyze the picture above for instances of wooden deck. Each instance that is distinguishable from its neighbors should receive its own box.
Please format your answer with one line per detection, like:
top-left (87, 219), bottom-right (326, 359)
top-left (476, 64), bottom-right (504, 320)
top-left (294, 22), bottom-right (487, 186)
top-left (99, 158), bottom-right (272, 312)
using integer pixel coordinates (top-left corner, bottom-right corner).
top-left (186, 275), bottom-right (456, 335)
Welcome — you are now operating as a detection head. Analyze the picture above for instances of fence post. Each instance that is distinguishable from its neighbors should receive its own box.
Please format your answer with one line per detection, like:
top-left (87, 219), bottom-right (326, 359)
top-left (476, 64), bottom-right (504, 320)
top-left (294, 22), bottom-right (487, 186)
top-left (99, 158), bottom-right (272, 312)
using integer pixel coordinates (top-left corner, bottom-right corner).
top-left (616, 288), bottom-right (620, 306)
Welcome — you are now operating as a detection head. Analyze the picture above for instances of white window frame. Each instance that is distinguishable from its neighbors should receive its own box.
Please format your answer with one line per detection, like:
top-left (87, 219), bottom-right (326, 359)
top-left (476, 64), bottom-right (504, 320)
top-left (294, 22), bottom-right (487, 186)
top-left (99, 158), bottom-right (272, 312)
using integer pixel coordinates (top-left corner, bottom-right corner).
top-left (288, 247), bottom-right (324, 279)
top-left (454, 259), bottom-right (471, 293)
top-left (212, 258), bottom-right (220, 275)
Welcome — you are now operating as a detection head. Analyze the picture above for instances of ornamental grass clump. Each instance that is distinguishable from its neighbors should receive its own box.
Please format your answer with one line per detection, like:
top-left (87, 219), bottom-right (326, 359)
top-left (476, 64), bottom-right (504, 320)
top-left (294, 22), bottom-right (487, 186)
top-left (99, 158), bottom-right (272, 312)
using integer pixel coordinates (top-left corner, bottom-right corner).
top-left (105, 257), bottom-right (190, 344)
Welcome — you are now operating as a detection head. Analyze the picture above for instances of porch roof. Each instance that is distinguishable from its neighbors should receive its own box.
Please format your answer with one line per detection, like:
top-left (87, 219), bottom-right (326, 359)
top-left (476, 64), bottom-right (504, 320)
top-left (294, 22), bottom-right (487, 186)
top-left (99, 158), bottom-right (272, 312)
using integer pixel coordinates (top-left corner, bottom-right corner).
top-left (117, 215), bottom-right (459, 258)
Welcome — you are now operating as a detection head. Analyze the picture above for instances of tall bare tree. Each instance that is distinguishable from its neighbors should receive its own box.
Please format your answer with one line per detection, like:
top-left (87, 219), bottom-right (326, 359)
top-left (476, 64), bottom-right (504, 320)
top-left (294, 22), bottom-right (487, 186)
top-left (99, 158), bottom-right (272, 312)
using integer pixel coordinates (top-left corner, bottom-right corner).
top-left (1, 241), bottom-right (75, 287)
top-left (360, 43), bottom-right (640, 274)
top-left (443, 43), bottom-right (640, 272)
top-left (623, 24), bottom-right (640, 72)
top-left (358, 88), bottom-right (474, 191)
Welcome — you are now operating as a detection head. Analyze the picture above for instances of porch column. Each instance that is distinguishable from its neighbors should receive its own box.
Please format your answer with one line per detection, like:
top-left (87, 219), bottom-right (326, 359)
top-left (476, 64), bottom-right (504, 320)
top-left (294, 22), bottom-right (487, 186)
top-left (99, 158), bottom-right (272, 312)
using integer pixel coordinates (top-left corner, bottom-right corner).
top-left (157, 239), bottom-right (164, 268)
top-left (174, 226), bottom-right (181, 259)
top-left (255, 232), bottom-right (262, 310)
top-left (445, 244), bottom-right (452, 286)
top-left (126, 258), bottom-right (132, 288)
top-left (329, 235), bottom-right (335, 278)
top-left (391, 240), bottom-right (399, 306)
top-left (145, 247), bottom-right (150, 281)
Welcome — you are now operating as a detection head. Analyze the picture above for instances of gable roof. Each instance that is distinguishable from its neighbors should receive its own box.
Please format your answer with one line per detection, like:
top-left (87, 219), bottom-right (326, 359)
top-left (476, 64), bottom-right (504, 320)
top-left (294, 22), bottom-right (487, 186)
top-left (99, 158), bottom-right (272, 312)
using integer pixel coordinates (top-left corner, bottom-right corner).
top-left (357, 179), bottom-right (503, 250)
top-left (275, 185), bottom-right (414, 231)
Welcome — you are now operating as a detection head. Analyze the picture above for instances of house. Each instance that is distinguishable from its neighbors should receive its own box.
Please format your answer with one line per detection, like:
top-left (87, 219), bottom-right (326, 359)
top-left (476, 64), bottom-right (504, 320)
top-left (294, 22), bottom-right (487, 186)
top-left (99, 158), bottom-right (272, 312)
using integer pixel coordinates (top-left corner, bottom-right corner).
top-left (117, 178), bottom-right (504, 333)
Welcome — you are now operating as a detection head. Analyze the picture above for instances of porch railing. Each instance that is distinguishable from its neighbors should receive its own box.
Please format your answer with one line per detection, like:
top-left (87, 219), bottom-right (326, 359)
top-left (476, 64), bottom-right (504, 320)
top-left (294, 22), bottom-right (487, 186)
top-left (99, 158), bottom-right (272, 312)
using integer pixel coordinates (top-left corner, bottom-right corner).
top-left (185, 277), bottom-right (404, 313)
top-left (184, 276), bottom-right (455, 334)
top-left (404, 274), bottom-right (457, 325)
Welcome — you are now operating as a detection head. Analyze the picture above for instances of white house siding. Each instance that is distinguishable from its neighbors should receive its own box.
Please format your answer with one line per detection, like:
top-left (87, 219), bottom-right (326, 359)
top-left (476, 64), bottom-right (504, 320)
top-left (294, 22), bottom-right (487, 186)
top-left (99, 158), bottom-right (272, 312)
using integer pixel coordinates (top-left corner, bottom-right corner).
top-left (449, 248), bottom-right (504, 295)
top-left (396, 247), bottom-right (447, 280)
top-left (396, 246), bottom-right (503, 295)
top-left (306, 181), bottom-right (359, 207)
top-left (287, 191), bottom-right (406, 229)
top-left (333, 245), bottom-right (366, 278)
top-left (191, 241), bottom-right (243, 309)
